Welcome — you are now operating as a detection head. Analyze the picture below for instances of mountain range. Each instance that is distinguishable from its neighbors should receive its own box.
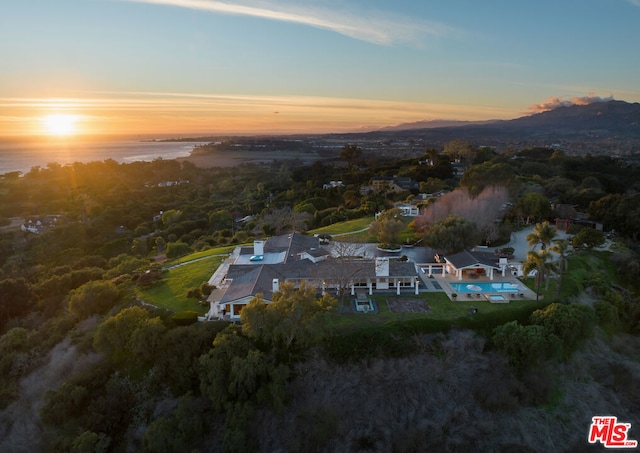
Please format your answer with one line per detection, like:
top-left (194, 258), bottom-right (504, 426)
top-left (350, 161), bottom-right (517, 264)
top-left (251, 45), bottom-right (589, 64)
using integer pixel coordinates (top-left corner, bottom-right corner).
top-left (384, 100), bottom-right (640, 135)
top-left (355, 100), bottom-right (640, 155)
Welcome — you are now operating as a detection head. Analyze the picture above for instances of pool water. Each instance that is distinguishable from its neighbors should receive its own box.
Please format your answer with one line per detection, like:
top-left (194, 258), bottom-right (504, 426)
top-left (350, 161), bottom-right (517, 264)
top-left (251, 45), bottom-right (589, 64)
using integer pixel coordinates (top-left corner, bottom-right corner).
top-left (450, 282), bottom-right (519, 293)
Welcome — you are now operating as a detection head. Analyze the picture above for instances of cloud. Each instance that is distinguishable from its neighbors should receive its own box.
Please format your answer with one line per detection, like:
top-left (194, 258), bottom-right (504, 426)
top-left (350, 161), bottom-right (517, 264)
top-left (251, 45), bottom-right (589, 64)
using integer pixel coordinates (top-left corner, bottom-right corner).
top-left (123, 0), bottom-right (454, 45)
top-left (528, 94), bottom-right (614, 113)
top-left (627, 0), bottom-right (640, 7)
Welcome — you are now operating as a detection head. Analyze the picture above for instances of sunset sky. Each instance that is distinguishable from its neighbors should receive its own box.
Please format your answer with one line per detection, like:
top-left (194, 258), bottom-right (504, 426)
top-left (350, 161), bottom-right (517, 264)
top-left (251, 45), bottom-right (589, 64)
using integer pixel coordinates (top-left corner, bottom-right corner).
top-left (1, 0), bottom-right (639, 137)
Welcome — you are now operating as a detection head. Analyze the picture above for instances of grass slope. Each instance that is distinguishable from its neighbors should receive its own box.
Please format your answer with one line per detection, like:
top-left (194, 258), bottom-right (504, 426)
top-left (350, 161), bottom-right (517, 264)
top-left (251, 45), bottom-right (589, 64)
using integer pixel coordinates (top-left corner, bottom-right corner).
top-left (136, 247), bottom-right (234, 314)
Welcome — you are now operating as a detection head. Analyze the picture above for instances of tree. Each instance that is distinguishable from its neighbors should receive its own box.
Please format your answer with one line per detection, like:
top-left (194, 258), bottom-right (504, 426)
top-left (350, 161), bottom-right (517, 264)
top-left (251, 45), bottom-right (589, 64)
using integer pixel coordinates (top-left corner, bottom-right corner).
top-left (68, 280), bottom-right (120, 319)
top-left (424, 148), bottom-right (441, 166)
top-left (530, 303), bottom-right (596, 355)
top-left (240, 281), bottom-right (336, 352)
top-left (104, 254), bottom-right (147, 279)
top-left (492, 321), bottom-right (562, 375)
top-left (154, 236), bottom-right (166, 254)
top-left (161, 209), bottom-right (182, 226)
top-left (258, 206), bottom-right (311, 235)
top-left (526, 221), bottom-right (557, 251)
top-left (154, 322), bottom-right (225, 394)
top-left (516, 192), bottom-right (551, 224)
top-left (130, 238), bottom-right (149, 257)
top-left (369, 209), bottom-right (404, 246)
top-left (340, 144), bottom-right (362, 168)
top-left (611, 195), bottom-right (640, 241)
top-left (523, 250), bottom-right (556, 299)
top-left (0, 278), bottom-right (34, 327)
top-left (141, 395), bottom-right (210, 453)
top-left (422, 214), bottom-right (480, 254)
top-left (209, 209), bottom-right (232, 230)
top-left (571, 227), bottom-right (605, 249)
top-left (549, 239), bottom-right (570, 295)
top-left (460, 162), bottom-right (515, 195)
top-left (413, 186), bottom-right (508, 239)
top-left (198, 324), bottom-right (260, 411)
top-left (443, 139), bottom-right (475, 164)
top-left (71, 431), bottom-right (111, 453)
top-left (93, 306), bottom-right (166, 362)
top-left (165, 241), bottom-right (192, 259)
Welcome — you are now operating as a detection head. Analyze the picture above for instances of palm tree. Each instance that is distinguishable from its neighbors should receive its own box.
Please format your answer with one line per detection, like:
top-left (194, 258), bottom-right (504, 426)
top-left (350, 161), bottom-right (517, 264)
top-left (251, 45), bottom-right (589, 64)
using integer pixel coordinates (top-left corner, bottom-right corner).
top-left (550, 239), bottom-right (570, 296)
top-left (526, 221), bottom-right (557, 251)
top-left (523, 250), bottom-right (556, 300)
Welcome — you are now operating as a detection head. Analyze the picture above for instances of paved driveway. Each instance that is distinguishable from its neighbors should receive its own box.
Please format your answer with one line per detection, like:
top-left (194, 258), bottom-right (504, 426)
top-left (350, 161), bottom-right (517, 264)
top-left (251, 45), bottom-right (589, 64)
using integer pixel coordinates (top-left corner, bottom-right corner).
top-left (483, 225), bottom-right (572, 262)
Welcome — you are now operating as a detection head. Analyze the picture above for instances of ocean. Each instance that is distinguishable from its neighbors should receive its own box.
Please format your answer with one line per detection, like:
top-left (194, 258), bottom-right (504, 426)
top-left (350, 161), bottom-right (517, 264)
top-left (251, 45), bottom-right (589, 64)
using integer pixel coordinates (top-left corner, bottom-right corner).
top-left (0, 138), bottom-right (208, 175)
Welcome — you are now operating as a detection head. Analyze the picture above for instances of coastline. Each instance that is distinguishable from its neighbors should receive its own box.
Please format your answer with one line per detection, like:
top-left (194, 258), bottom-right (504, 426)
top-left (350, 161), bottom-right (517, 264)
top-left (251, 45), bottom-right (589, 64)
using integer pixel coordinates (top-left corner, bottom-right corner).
top-left (0, 138), bottom-right (332, 174)
top-left (176, 149), bottom-right (329, 168)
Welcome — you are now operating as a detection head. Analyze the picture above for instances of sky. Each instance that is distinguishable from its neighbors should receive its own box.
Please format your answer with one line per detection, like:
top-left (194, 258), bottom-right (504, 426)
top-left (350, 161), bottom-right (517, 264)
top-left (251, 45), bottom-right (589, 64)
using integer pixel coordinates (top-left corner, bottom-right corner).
top-left (1, 0), bottom-right (639, 138)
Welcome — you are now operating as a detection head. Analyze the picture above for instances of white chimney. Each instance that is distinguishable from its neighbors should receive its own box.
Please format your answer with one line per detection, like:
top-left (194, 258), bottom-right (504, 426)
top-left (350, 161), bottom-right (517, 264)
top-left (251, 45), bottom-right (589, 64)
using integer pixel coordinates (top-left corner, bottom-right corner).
top-left (272, 278), bottom-right (279, 292)
top-left (254, 240), bottom-right (264, 256)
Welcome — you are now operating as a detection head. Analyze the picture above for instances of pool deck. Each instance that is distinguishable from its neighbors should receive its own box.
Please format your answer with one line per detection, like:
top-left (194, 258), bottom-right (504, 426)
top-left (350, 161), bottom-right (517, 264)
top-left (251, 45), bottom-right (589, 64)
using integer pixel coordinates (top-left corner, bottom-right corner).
top-left (428, 274), bottom-right (539, 302)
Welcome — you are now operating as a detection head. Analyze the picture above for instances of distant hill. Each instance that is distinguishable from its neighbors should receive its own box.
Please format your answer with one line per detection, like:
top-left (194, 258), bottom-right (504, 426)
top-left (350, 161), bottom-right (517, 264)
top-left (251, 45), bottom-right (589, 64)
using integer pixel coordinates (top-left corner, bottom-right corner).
top-left (378, 119), bottom-right (498, 131)
top-left (348, 100), bottom-right (640, 154)
top-left (383, 100), bottom-right (640, 138)
top-left (492, 100), bottom-right (640, 136)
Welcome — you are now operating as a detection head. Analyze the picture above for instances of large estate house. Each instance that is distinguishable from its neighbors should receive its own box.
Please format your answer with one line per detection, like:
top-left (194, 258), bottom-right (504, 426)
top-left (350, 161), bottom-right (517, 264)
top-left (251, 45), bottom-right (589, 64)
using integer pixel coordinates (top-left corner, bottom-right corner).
top-left (205, 229), bottom-right (538, 320)
top-left (206, 233), bottom-right (421, 320)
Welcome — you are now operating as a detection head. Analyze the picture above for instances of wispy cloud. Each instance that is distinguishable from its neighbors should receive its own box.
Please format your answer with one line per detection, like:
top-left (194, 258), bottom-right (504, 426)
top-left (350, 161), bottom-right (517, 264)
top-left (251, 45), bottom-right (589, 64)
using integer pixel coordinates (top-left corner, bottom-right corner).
top-left (123, 0), bottom-right (454, 45)
top-left (627, 0), bottom-right (640, 7)
top-left (0, 91), bottom-right (514, 136)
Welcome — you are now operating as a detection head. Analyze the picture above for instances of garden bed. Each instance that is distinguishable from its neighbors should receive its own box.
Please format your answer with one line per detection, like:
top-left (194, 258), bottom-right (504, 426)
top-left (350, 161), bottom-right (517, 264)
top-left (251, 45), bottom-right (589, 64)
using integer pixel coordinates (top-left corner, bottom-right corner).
top-left (387, 298), bottom-right (431, 313)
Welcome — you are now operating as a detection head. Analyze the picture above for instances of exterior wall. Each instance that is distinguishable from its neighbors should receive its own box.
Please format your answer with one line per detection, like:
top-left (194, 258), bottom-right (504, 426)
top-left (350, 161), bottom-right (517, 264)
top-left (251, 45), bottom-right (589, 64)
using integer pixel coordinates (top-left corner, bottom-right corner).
top-left (376, 278), bottom-right (390, 290)
top-left (225, 296), bottom-right (259, 319)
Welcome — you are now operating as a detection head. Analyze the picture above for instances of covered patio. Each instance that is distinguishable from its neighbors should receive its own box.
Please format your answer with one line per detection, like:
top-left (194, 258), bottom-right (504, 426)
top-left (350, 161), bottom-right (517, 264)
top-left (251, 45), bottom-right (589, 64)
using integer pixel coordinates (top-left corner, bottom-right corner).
top-left (442, 250), bottom-right (503, 281)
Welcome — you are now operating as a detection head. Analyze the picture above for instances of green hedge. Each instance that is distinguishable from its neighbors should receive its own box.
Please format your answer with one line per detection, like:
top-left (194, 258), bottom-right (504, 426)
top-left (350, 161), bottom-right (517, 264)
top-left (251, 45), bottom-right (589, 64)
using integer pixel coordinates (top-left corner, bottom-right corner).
top-left (172, 310), bottom-right (199, 326)
top-left (322, 301), bottom-right (548, 363)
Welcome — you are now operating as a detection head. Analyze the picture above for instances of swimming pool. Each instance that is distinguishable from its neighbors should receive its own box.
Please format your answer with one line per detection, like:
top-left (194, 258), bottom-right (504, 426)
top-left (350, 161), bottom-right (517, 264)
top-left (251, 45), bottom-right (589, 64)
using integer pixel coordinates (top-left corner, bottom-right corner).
top-left (450, 281), bottom-right (520, 293)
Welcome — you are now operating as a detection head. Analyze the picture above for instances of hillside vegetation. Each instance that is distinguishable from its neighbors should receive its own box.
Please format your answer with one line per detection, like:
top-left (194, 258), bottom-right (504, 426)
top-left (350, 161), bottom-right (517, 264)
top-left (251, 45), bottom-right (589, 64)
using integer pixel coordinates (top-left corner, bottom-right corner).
top-left (1, 143), bottom-right (639, 451)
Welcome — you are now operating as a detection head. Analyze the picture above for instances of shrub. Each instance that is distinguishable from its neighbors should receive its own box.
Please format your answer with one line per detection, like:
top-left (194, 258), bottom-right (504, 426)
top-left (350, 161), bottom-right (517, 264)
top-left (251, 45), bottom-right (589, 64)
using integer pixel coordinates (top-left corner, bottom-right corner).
top-left (166, 241), bottom-right (192, 259)
top-left (136, 270), bottom-right (162, 288)
top-left (68, 281), bottom-right (120, 319)
top-left (529, 303), bottom-right (596, 355)
top-left (172, 311), bottom-right (199, 326)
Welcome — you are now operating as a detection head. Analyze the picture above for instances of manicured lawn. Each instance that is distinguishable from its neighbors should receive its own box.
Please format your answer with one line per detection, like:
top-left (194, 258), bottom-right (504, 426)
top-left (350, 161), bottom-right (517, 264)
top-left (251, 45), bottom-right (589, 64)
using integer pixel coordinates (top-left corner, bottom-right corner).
top-left (328, 292), bottom-right (546, 333)
top-left (310, 215), bottom-right (418, 244)
top-left (166, 245), bottom-right (235, 266)
top-left (310, 216), bottom-right (374, 236)
top-left (136, 247), bottom-right (233, 314)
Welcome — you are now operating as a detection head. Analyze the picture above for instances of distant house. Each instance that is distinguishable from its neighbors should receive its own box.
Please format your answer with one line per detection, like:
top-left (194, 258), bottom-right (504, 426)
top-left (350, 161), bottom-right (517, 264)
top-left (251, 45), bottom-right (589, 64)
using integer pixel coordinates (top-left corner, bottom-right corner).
top-left (323, 180), bottom-right (345, 189)
top-left (157, 180), bottom-right (189, 187)
top-left (394, 202), bottom-right (420, 217)
top-left (21, 216), bottom-right (60, 234)
top-left (371, 177), bottom-right (418, 193)
top-left (206, 233), bottom-right (420, 320)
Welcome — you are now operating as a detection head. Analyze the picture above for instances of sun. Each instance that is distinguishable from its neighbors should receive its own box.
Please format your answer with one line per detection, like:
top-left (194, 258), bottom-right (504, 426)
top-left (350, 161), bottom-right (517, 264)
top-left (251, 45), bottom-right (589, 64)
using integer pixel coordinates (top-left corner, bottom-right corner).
top-left (43, 113), bottom-right (79, 136)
